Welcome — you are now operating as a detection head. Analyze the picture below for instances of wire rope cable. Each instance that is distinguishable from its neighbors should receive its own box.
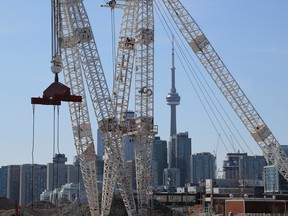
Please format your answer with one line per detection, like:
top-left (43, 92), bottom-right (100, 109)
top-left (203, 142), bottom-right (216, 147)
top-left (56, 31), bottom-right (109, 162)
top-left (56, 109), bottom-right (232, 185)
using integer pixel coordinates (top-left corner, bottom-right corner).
top-left (52, 105), bottom-right (57, 205)
top-left (154, 0), bottom-right (263, 182)
top-left (154, 1), bottom-right (229, 152)
top-left (154, 0), bottom-right (253, 154)
top-left (158, 0), bottom-right (253, 155)
top-left (111, 8), bottom-right (116, 83)
top-left (31, 104), bottom-right (36, 209)
top-left (57, 105), bottom-right (61, 154)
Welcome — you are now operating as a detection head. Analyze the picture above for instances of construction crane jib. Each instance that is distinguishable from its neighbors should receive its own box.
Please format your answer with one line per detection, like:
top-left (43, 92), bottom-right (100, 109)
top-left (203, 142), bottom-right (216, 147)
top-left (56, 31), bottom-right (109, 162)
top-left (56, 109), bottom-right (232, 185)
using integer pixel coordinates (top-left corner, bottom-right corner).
top-left (161, 0), bottom-right (288, 180)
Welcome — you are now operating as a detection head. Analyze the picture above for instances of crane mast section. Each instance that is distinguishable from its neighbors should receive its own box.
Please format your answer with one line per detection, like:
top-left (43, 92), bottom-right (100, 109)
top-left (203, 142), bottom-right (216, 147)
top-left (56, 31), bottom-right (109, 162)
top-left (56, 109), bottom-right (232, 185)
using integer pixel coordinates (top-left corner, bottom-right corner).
top-left (161, 0), bottom-right (288, 180)
top-left (63, 1), bottom-right (136, 215)
top-left (134, 0), bottom-right (155, 214)
top-left (60, 2), bottom-right (100, 215)
top-left (113, 0), bottom-right (137, 122)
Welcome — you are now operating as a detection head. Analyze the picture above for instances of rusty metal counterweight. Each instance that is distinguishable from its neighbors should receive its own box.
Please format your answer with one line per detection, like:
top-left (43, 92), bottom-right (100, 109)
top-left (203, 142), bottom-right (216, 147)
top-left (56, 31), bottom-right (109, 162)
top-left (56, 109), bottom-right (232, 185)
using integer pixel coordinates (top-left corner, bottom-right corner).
top-left (31, 74), bottom-right (82, 105)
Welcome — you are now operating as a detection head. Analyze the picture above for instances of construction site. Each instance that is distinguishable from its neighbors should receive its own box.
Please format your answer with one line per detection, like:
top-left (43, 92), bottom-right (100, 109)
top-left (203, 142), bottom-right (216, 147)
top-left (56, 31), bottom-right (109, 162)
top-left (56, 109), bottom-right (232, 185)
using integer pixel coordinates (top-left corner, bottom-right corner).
top-left (0, 0), bottom-right (287, 215)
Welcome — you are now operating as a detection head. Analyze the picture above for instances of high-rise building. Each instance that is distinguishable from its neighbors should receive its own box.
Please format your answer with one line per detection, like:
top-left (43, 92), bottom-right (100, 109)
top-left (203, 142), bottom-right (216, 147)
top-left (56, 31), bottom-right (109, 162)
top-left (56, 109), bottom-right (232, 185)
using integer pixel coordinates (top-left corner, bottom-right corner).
top-left (191, 152), bottom-right (216, 184)
top-left (66, 156), bottom-right (84, 186)
top-left (175, 132), bottom-right (192, 186)
top-left (47, 154), bottom-right (67, 191)
top-left (152, 136), bottom-right (167, 186)
top-left (7, 165), bottom-right (20, 202)
top-left (223, 152), bottom-right (266, 180)
top-left (264, 145), bottom-right (288, 193)
top-left (239, 155), bottom-right (266, 180)
top-left (264, 165), bottom-right (288, 193)
top-left (0, 166), bottom-right (8, 196)
top-left (19, 164), bottom-right (47, 206)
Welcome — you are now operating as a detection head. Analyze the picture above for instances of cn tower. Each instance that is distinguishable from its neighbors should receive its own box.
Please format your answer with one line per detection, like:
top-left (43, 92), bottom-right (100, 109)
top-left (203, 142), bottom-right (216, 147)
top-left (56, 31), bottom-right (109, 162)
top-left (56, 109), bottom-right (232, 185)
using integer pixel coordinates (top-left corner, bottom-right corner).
top-left (166, 36), bottom-right (180, 168)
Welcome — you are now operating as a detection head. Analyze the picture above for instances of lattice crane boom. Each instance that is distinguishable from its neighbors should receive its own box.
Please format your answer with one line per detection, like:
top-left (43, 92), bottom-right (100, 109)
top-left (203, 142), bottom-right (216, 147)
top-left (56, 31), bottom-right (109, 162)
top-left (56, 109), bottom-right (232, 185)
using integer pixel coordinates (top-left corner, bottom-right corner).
top-left (109, 0), bottom-right (156, 213)
top-left (60, 0), bottom-right (136, 215)
top-left (110, 0), bottom-right (156, 214)
top-left (60, 2), bottom-right (100, 214)
top-left (162, 0), bottom-right (288, 180)
top-left (133, 0), bottom-right (155, 214)
top-left (112, 0), bottom-right (137, 121)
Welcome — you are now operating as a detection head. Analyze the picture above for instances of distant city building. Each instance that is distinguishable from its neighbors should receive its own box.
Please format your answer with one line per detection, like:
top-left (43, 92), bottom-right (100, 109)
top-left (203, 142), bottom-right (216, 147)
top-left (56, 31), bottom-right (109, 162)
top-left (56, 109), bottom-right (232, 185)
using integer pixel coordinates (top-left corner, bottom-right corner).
top-left (19, 164), bottom-right (47, 206)
top-left (123, 136), bottom-right (135, 161)
top-left (126, 160), bottom-right (136, 190)
top-left (47, 154), bottom-right (67, 191)
top-left (264, 145), bottom-right (288, 194)
top-left (164, 132), bottom-right (192, 187)
top-left (205, 178), bottom-right (264, 197)
top-left (176, 132), bottom-right (192, 186)
top-left (191, 152), bottom-right (216, 184)
top-left (2, 154), bottom-right (96, 205)
top-left (0, 166), bottom-right (8, 196)
top-left (239, 155), bottom-right (266, 180)
top-left (7, 165), bottom-right (20, 202)
top-left (58, 183), bottom-right (87, 203)
top-left (223, 153), bottom-right (247, 179)
top-left (96, 155), bottom-right (104, 184)
top-left (152, 136), bottom-right (167, 186)
top-left (97, 129), bottom-right (104, 159)
top-left (122, 111), bottom-right (136, 160)
top-left (223, 153), bottom-right (266, 180)
top-left (264, 165), bottom-right (288, 194)
top-left (66, 164), bottom-right (79, 185)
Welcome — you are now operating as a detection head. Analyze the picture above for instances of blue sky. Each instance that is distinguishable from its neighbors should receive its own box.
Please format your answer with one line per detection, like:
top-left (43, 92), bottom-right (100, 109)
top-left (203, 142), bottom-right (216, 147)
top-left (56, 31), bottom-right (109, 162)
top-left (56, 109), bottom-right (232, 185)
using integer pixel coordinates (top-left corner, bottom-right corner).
top-left (0, 0), bottom-right (287, 172)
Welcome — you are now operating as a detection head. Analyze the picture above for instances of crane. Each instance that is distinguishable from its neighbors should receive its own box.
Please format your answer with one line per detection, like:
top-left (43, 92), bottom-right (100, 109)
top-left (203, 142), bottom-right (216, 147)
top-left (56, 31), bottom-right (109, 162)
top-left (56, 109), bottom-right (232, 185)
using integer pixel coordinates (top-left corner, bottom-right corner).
top-left (161, 0), bottom-right (288, 181)
top-left (32, 0), bottom-right (156, 215)
top-left (105, 0), bottom-right (155, 214)
top-left (61, 1), bottom-right (140, 215)
top-left (32, 0), bottom-right (138, 215)
top-left (31, 0), bottom-right (286, 215)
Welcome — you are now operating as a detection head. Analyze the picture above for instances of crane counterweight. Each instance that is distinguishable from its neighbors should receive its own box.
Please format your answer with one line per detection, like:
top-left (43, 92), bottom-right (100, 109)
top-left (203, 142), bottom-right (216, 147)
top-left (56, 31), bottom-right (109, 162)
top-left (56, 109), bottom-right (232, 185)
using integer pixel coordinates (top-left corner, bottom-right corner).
top-left (31, 75), bottom-right (82, 105)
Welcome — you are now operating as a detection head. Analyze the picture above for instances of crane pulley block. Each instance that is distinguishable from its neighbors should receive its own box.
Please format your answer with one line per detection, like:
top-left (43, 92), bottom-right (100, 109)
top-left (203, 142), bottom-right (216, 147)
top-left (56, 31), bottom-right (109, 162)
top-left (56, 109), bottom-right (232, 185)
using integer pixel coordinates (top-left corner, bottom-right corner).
top-left (31, 75), bottom-right (82, 105)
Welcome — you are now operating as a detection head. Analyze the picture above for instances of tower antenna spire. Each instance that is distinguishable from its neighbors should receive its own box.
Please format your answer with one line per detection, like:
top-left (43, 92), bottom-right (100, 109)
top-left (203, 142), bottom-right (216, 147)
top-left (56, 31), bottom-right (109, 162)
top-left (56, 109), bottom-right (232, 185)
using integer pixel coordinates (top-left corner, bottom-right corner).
top-left (166, 35), bottom-right (181, 168)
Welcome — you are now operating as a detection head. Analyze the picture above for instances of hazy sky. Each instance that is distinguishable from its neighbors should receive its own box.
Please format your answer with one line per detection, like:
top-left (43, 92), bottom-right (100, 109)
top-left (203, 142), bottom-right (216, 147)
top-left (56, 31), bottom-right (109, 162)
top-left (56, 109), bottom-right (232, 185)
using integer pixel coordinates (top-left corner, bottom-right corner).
top-left (0, 0), bottom-right (287, 172)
